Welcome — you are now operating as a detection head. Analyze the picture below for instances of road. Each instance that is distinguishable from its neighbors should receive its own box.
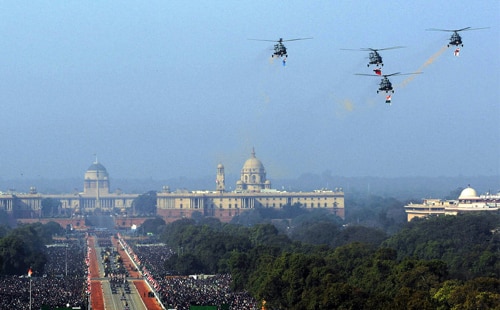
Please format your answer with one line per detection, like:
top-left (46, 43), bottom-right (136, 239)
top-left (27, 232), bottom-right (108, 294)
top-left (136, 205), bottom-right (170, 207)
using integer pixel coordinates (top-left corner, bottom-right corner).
top-left (88, 234), bottom-right (163, 310)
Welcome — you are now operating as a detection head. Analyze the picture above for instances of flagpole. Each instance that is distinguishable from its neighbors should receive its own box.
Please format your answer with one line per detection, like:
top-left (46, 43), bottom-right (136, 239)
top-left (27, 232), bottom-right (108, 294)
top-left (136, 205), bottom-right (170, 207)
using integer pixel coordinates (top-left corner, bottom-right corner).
top-left (29, 276), bottom-right (32, 310)
top-left (28, 267), bottom-right (33, 310)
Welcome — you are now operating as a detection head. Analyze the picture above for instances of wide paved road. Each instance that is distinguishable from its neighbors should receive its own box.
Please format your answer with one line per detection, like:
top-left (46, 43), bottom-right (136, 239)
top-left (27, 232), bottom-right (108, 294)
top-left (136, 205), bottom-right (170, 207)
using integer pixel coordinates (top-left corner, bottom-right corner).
top-left (88, 235), bottom-right (163, 310)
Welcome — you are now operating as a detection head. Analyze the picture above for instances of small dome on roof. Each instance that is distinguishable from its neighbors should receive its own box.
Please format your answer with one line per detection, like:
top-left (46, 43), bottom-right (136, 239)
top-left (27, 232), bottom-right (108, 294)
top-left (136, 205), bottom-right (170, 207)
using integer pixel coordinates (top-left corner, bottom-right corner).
top-left (217, 163), bottom-right (224, 169)
top-left (459, 186), bottom-right (478, 199)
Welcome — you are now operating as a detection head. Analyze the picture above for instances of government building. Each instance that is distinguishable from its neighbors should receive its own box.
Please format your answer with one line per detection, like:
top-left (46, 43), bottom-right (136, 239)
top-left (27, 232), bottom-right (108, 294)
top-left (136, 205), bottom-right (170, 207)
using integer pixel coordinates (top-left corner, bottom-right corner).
top-left (404, 186), bottom-right (500, 222)
top-left (0, 150), bottom-right (345, 224)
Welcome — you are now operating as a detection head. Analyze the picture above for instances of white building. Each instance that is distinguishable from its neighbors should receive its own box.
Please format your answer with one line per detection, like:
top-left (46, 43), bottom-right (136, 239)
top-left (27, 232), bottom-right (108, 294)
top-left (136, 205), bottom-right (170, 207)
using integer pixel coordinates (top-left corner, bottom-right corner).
top-left (405, 186), bottom-right (500, 222)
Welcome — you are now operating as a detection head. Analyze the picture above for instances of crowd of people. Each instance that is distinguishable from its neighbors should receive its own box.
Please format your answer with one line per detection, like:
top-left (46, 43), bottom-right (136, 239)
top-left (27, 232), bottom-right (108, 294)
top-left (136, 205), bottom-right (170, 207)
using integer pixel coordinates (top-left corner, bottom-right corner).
top-left (0, 238), bottom-right (87, 309)
top-left (157, 274), bottom-right (257, 310)
top-left (0, 229), bottom-right (258, 309)
top-left (124, 239), bottom-right (258, 310)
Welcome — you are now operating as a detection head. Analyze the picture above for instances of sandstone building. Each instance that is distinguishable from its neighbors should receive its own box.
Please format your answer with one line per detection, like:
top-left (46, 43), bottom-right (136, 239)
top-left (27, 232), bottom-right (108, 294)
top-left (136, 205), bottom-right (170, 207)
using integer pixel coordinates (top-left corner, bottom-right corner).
top-left (1, 150), bottom-right (345, 224)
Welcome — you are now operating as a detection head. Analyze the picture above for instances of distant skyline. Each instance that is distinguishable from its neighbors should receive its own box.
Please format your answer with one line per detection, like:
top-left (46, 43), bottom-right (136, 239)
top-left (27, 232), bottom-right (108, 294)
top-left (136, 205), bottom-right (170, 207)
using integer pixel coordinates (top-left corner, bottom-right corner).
top-left (0, 1), bottom-right (498, 180)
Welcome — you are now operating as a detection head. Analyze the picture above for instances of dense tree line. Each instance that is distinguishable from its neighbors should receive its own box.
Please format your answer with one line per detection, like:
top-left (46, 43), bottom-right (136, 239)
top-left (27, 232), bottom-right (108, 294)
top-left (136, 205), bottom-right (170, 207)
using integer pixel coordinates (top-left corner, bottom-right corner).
top-left (383, 213), bottom-right (500, 280)
top-left (0, 222), bottom-right (63, 275)
top-left (150, 211), bottom-right (500, 309)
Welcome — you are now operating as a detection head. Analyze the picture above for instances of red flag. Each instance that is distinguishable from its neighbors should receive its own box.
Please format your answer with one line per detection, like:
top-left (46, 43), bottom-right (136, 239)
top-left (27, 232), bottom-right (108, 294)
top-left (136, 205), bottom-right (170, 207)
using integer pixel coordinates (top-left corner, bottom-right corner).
top-left (28, 268), bottom-right (33, 277)
top-left (385, 95), bottom-right (392, 104)
top-left (454, 48), bottom-right (460, 57)
top-left (373, 68), bottom-right (382, 76)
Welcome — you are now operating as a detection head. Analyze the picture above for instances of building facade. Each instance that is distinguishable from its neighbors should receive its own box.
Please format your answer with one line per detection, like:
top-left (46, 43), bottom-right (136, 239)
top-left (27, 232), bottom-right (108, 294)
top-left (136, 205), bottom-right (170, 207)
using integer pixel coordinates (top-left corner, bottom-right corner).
top-left (404, 186), bottom-right (500, 221)
top-left (2, 150), bottom-right (345, 223)
top-left (157, 150), bottom-right (344, 222)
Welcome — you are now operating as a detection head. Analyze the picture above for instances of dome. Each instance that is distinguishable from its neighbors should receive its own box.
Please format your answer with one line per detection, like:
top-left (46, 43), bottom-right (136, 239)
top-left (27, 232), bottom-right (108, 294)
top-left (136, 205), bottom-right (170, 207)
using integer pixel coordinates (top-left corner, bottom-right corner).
top-left (85, 161), bottom-right (109, 179)
top-left (459, 186), bottom-right (478, 199)
top-left (217, 163), bottom-right (224, 169)
top-left (242, 149), bottom-right (265, 172)
top-left (87, 162), bottom-right (108, 173)
top-left (83, 159), bottom-right (111, 195)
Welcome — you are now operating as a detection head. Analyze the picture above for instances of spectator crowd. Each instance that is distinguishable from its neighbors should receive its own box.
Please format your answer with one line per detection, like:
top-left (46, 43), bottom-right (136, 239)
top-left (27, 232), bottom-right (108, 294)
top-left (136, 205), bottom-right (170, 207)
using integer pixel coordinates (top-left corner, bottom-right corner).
top-left (0, 238), bottom-right (87, 309)
top-left (124, 239), bottom-right (258, 310)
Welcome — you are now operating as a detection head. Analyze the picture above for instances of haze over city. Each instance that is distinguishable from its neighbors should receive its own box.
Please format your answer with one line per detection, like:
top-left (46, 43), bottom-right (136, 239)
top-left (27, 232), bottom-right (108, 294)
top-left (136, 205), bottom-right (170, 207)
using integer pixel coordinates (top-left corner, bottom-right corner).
top-left (0, 1), bottom-right (498, 182)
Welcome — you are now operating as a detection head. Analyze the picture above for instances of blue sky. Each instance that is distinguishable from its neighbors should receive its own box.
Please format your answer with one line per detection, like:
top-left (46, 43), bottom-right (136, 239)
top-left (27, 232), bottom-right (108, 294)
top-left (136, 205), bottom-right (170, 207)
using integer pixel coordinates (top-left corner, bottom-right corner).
top-left (0, 1), bottom-right (498, 180)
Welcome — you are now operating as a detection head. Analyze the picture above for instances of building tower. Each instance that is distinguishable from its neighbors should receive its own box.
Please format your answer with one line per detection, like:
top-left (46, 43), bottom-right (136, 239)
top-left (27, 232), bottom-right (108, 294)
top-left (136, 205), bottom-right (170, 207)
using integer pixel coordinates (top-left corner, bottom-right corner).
top-left (216, 163), bottom-right (225, 193)
top-left (83, 159), bottom-right (110, 197)
top-left (236, 148), bottom-right (271, 192)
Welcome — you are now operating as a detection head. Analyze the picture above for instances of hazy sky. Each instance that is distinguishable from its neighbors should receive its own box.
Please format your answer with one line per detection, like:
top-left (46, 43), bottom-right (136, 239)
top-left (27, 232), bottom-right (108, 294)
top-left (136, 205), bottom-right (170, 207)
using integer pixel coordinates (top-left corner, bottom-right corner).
top-left (0, 1), bottom-right (498, 180)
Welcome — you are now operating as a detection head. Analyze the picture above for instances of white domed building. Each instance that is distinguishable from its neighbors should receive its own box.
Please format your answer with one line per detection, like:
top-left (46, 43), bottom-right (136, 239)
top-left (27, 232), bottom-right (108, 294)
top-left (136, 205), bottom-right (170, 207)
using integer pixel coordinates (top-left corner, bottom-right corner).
top-left (236, 149), bottom-right (271, 192)
top-left (445, 186), bottom-right (500, 215)
top-left (405, 185), bottom-right (500, 221)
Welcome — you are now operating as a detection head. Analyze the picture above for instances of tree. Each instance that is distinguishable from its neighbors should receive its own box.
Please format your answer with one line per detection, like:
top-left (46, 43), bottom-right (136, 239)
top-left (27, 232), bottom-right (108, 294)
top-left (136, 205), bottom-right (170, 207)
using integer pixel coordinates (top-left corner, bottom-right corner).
top-left (290, 221), bottom-right (341, 245)
top-left (332, 225), bottom-right (388, 248)
top-left (41, 198), bottom-right (61, 217)
top-left (383, 213), bottom-right (500, 279)
top-left (433, 277), bottom-right (500, 309)
top-left (132, 190), bottom-right (157, 215)
top-left (140, 217), bottom-right (166, 235)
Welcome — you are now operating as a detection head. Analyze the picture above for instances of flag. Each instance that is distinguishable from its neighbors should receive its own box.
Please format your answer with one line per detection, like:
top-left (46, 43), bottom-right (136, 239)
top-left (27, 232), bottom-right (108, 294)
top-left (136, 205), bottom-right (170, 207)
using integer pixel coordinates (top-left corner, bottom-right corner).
top-left (373, 68), bottom-right (382, 76)
top-left (385, 95), bottom-right (392, 104)
top-left (454, 48), bottom-right (460, 57)
top-left (28, 268), bottom-right (33, 277)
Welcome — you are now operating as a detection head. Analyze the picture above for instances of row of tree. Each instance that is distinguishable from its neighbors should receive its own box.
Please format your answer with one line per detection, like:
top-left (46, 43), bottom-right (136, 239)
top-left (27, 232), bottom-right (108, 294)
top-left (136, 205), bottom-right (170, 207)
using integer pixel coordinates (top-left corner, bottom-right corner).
top-left (137, 210), bottom-right (499, 309)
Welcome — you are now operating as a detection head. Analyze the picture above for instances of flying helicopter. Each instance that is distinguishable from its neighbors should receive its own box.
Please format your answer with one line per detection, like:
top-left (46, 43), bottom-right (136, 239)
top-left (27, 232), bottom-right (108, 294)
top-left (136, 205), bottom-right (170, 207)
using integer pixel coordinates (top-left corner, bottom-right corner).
top-left (341, 46), bottom-right (404, 67)
top-left (355, 72), bottom-right (422, 93)
top-left (426, 27), bottom-right (489, 47)
top-left (249, 37), bottom-right (313, 62)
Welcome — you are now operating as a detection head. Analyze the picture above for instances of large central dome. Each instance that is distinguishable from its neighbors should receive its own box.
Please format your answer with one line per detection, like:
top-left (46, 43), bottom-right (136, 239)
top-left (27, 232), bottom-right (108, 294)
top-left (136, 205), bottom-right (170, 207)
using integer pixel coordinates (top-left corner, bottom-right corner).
top-left (242, 149), bottom-right (265, 172)
top-left (84, 160), bottom-right (110, 195)
top-left (237, 148), bottom-right (271, 192)
top-left (86, 162), bottom-right (109, 176)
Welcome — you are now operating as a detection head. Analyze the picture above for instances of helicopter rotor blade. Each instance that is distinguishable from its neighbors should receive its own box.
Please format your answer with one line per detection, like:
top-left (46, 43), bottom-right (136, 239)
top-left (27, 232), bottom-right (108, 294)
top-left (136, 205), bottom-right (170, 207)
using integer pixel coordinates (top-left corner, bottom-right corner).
top-left (426, 28), bottom-right (457, 32)
top-left (354, 73), bottom-right (394, 77)
top-left (361, 46), bottom-right (405, 52)
top-left (355, 72), bottom-right (422, 78)
top-left (462, 27), bottom-right (490, 31)
top-left (426, 27), bottom-right (488, 32)
top-left (387, 72), bottom-right (422, 77)
top-left (249, 37), bottom-right (313, 43)
top-left (384, 72), bottom-right (402, 77)
top-left (248, 38), bottom-right (280, 42)
top-left (281, 37), bottom-right (313, 42)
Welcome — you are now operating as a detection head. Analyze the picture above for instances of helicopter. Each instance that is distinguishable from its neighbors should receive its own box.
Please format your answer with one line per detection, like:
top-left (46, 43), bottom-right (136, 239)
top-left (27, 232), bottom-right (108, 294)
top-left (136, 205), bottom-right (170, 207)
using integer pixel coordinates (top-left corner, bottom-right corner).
top-left (249, 37), bottom-right (313, 60)
top-left (341, 46), bottom-right (404, 67)
top-left (355, 72), bottom-right (422, 93)
top-left (426, 27), bottom-right (489, 47)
